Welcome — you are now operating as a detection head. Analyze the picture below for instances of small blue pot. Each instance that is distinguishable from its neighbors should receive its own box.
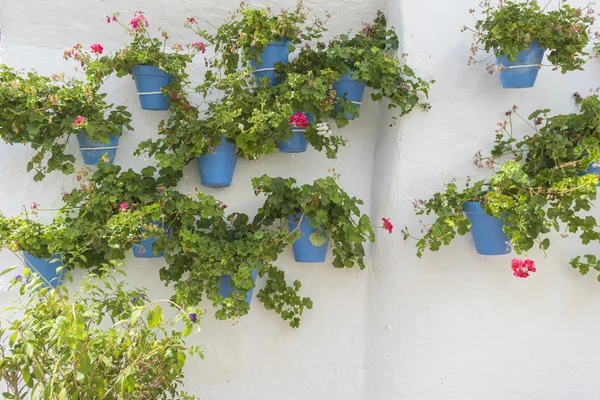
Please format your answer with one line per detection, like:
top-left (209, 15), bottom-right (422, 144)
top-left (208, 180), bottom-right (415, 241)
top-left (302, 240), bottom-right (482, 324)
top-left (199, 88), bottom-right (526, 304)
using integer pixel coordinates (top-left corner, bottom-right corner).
top-left (250, 40), bottom-right (291, 86)
top-left (332, 72), bottom-right (367, 120)
top-left (496, 41), bottom-right (545, 89)
top-left (131, 65), bottom-right (173, 110)
top-left (462, 202), bottom-right (511, 255)
top-left (197, 136), bottom-right (237, 188)
top-left (76, 133), bottom-right (120, 165)
top-left (132, 222), bottom-right (165, 258)
top-left (279, 113), bottom-right (315, 153)
top-left (23, 252), bottom-right (64, 288)
top-left (287, 213), bottom-right (330, 263)
top-left (583, 161), bottom-right (600, 186)
top-left (219, 269), bottom-right (258, 305)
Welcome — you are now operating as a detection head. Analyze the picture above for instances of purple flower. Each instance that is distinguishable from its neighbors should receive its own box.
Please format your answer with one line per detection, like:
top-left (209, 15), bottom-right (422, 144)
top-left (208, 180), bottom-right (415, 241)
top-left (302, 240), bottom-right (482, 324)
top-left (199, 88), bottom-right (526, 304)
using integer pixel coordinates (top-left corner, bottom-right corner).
top-left (140, 292), bottom-right (146, 300)
top-left (14, 275), bottom-right (22, 281)
top-left (131, 297), bottom-right (138, 304)
top-left (188, 313), bottom-right (197, 323)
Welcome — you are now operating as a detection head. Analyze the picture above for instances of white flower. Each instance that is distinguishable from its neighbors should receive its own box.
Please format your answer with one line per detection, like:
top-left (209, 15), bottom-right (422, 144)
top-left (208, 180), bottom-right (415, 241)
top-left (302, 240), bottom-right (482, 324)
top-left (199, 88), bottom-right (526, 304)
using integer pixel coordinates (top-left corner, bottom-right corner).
top-left (316, 122), bottom-right (332, 138)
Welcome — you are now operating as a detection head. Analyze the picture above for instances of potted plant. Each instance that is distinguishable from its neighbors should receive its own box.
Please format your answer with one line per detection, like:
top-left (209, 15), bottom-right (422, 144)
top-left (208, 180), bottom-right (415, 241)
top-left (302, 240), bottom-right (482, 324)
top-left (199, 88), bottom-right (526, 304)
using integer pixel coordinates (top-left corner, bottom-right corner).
top-left (251, 174), bottom-right (377, 267)
top-left (465, 1), bottom-right (595, 88)
top-left (0, 264), bottom-right (202, 399)
top-left (0, 65), bottom-right (132, 179)
top-left (282, 12), bottom-right (432, 125)
top-left (87, 12), bottom-right (202, 110)
top-left (403, 95), bottom-right (600, 278)
top-left (188, 1), bottom-right (326, 86)
top-left (279, 111), bottom-right (314, 153)
top-left (0, 215), bottom-right (66, 287)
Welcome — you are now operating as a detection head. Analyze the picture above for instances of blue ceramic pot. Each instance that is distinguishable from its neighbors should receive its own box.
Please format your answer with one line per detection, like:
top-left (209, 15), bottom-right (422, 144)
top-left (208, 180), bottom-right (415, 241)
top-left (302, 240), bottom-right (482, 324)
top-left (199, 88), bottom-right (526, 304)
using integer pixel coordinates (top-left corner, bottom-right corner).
top-left (219, 269), bottom-right (258, 305)
top-left (250, 40), bottom-right (291, 86)
top-left (131, 65), bottom-right (173, 110)
top-left (279, 112), bottom-right (315, 153)
top-left (196, 136), bottom-right (237, 188)
top-left (287, 213), bottom-right (329, 263)
top-left (76, 132), bottom-right (120, 165)
top-left (132, 221), bottom-right (165, 258)
top-left (23, 252), bottom-right (64, 288)
top-left (332, 72), bottom-right (367, 120)
top-left (462, 202), bottom-right (511, 255)
top-left (496, 41), bottom-right (545, 89)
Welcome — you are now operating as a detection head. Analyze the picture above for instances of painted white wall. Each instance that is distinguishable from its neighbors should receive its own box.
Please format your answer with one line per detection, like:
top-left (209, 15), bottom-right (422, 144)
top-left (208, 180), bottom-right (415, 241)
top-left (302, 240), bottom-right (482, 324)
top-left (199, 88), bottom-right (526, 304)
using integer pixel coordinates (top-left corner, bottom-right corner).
top-left (2, 0), bottom-right (600, 399)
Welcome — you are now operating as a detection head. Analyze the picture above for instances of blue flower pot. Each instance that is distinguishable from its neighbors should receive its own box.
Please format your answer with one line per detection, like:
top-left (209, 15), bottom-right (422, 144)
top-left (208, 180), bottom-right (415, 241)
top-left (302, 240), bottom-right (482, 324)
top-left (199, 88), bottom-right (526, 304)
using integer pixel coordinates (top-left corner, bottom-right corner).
top-left (132, 222), bottom-right (165, 258)
top-left (462, 202), bottom-right (511, 255)
top-left (279, 113), bottom-right (315, 153)
top-left (583, 160), bottom-right (600, 186)
top-left (333, 72), bottom-right (366, 120)
top-left (496, 41), bottom-right (545, 89)
top-left (23, 252), bottom-right (64, 288)
top-left (197, 136), bottom-right (237, 188)
top-left (250, 40), bottom-right (291, 86)
top-left (76, 133), bottom-right (120, 165)
top-left (287, 213), bottom-right (330, 263)
top-left (219, 269), bottom-right (258, 305)
top-left (131, 65), bottom-right (173, 110)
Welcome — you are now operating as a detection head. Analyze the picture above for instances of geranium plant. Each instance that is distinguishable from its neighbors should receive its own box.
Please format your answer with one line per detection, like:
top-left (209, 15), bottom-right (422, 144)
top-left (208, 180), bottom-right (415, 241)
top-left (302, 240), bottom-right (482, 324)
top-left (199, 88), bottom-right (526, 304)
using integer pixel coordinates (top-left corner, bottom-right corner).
top-left (465, 0), bottom-right (596, 73)
top-left (280, 12), bottom-right (432, 125)
top-left (0, 264), bottom-right (201, 399)
top-left (0, 65), bottom-right (132, 180)
top-left (187, 1), bottom-right (327, 74)
top-left (403, 94), bottom-right (600, 278)
top-left (252, 174), bottom-right (376, 269)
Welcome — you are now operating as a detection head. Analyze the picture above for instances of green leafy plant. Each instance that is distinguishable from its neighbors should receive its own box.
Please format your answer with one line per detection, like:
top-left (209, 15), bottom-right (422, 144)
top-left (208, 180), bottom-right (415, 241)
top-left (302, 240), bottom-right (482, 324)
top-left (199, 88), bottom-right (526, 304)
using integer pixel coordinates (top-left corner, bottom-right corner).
top-left (188, 1), bottom-right (327, 74)
top-left (465, 0), bottom-right (596, 73)
top-left (252, 174), bottom-right (376, 269)
top-left (0, 65), bottom-right (132, 180)
top-left (403, 94), bottom-right (600, 279)
top-left (280, 12), bottom-right (432, 125)
top-left (0, 264), bottom-right (202, 399)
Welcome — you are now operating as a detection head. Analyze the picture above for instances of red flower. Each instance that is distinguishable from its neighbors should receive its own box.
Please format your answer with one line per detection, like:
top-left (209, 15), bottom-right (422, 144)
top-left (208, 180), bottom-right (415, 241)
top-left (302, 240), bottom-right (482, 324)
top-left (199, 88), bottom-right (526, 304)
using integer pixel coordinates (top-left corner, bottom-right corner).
top-left (130, 12), bottom-right (149, 30)
top-left (511, 258), bottom-right (536, 278)
top-left (289, 112), bottom-right (309, 128)
top-left (187, 17), bottom-right (197, 23)
top-left (192, 41), bottom-right (206, 53)
top-left (382, 218), bottom-right (393, 234)
top-left (74, 116), bottom-right (86, 126)
top-left (119, 202), bottom-right (129, 211)
top-left (90, 43), bottom-right (103, 54)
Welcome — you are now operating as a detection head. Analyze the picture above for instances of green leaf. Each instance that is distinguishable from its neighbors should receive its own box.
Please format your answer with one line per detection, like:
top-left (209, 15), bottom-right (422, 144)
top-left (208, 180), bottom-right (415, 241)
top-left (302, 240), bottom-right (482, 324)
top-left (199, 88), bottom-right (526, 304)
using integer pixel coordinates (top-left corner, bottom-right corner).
top-left (309, 232), bottom-right (327, 247)
top-left (147, 305), bottom-right (163, 328)
top-left (0, 266), bottom-right (17, 276)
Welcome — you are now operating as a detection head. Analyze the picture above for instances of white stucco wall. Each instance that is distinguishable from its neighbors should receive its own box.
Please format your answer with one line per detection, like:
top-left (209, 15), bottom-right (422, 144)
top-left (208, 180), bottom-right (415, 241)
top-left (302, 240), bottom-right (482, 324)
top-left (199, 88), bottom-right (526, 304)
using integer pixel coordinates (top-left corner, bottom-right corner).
top-left (2, 0), bottom-right (600, 399)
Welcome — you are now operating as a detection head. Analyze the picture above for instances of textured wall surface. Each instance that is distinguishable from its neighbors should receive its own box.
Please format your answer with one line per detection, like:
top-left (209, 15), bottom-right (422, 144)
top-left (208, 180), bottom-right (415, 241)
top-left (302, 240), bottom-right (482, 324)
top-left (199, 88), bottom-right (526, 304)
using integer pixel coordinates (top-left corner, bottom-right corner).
top-left (2, 0), bottom-right (600, 399)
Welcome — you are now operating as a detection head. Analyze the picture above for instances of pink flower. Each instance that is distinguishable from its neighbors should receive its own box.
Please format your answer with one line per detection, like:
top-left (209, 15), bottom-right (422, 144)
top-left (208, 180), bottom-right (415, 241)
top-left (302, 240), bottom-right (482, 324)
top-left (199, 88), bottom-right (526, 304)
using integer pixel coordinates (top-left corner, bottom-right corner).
top-left (130, 11), bottom-right (149, 30)
top-left (511, 258), bottom-right (536, 278)
top-left (106, 16), bottom-right (111, 23)
top-left (289, 112), bottom-right (309, 128)
top-left (382, 218), bottom-right (393, 234)
top-left (74, 116), bottom-right (86, 126)
top-left (30, 202), bottom-right (39, 210)
top-left (192, 41), bottom-right (206, 53)
top-left (90, 43), bottom-right (103, 54)
top-left (119, 202), bottom-right (129, 211)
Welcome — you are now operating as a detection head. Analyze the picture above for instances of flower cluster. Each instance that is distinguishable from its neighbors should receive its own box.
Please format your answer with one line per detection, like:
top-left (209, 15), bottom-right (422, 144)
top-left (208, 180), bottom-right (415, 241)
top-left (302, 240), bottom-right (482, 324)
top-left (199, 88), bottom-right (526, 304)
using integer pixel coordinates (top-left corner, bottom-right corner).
top-left (74, 116), bottom-right (86, 126)
top-left (289, 112), bottom-right (309, 128)
top-left (192, 41), bottom-right (206, 53)
top-left (511, 258), bottom-right (536, 278)
top-left (382, 218), bottom-right (393, 234)
top-left (90, 43), bottom-right (103, 54)
top-left (130, 11), bottom-right (149, 31)
top-left (316, 122), bottom-right (332, 138)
